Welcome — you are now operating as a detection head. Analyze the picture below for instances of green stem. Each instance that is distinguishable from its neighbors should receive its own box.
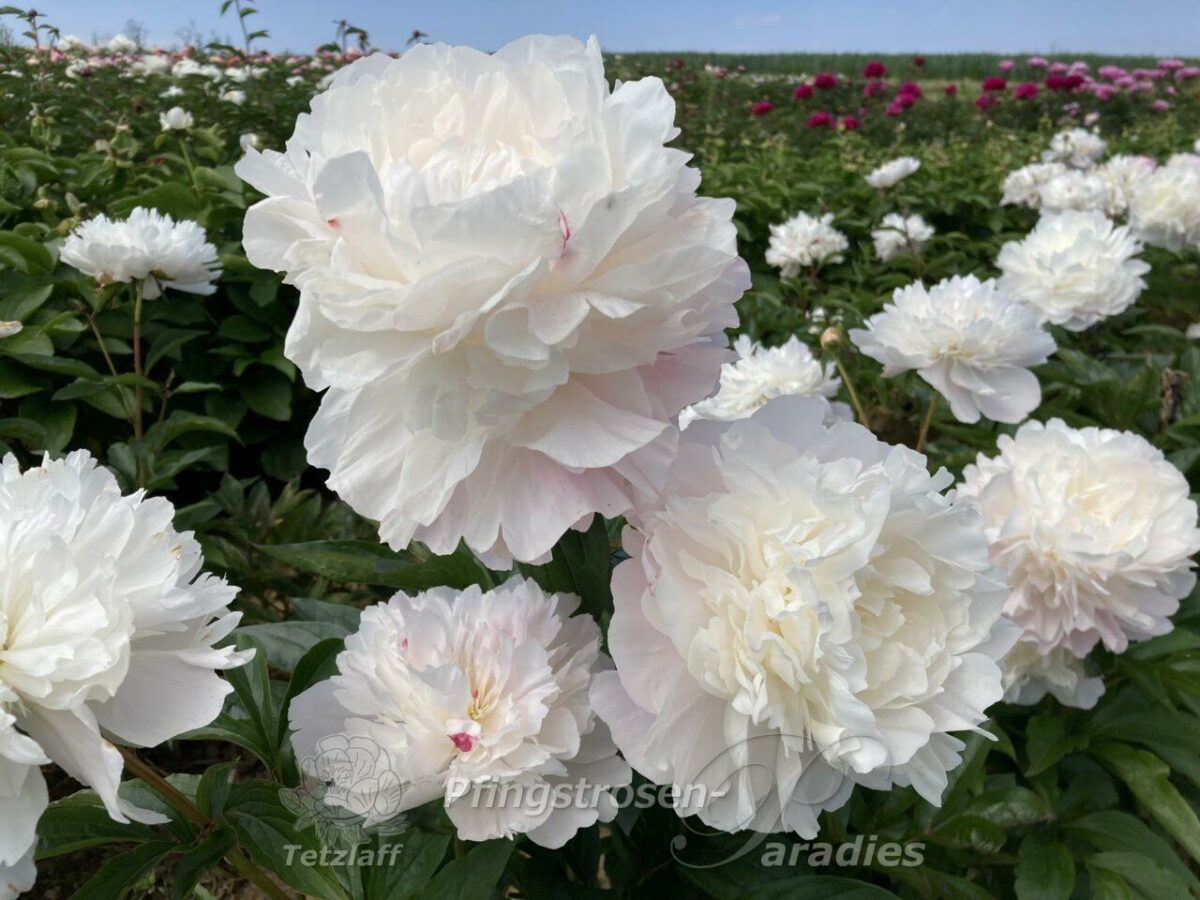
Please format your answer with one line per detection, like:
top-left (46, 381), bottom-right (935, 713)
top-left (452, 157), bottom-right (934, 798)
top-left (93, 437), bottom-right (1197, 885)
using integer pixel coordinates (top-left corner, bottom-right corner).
top-left (120, 749), bottom-right (292, 900)
top-left (916, 392), bottom-right (939, 453)
top-left (178, 138), bottom-right (196, 185)
top-left (832, 355), bottom-right (870, 428)
top-left (84, 309), bottom-right (137, 427)
top-left (131, 282), bottom-right (147, 488)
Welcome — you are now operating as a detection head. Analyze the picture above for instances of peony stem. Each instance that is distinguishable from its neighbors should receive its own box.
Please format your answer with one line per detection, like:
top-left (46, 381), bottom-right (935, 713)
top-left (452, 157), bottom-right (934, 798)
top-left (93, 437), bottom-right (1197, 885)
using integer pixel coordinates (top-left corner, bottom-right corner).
top-left (916, 392), bottom-right (939, 453)
top-left (119, 748), bottom-right (293, 900)
top-left (832, 355), bottom-right (870, 429)
top-left (131, 282), bottom-right (145, 443)
top-left (84, 309), bottom-right (137, 427)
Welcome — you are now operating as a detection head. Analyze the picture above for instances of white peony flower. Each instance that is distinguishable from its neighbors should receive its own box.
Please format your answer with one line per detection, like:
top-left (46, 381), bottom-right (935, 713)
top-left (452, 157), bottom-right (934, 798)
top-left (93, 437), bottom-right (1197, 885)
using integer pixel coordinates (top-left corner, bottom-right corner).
top-left (765, 211), bottom-right (849, 276)
top-left (1097, 154), bottom-right (1156, 218)
top-left (849, 275), bottom-right (1056, 424)
top-left (57, 34), bottom-right (88, 52)
top-left (1128, 158), bottom-right (1200, 251)
top-left (0, 451), bottom-right (252, 893)
top-left (221, 89), bottom-right (246, 106)
top-left (959, 419), bottom-right (1200, 658)
top-left (239, 132), bottom-right (262, 152)
top-left (105, 33), bottom-right (137, 54)
top-left (871, 212), bottom-right (934, 262)
top-left (1001, 641), bottom-right (1105, 709)
top-left (159, 106), bottom-right (193, 131)
top-left (160, 85), bottom-right (184, 99)
top-left (996, 209), bottom-right (1149, 331)
top-left (132, 54), bottom-right (171, 76)
top-left (1001, 162), bottom-right (1069, 208)
top-left (1037, 169), bottom-right (1109, 213)
top-left (864, 157), bottom-right (921, 189)
top-left (679, 334), bottom-right (840, 428)
top-left (1187, 322), bottom-right (1200, 340)
top-left (61, 207), bottom-right (220, 299)
top-left (236, 36), bottom-right (745, 565)
top-left (1042, 127), bottom-right (1107, 169)
top-left (592, 397), bottom-right (1016, 838)
top-left (289, 577), bottom-right (630, 848)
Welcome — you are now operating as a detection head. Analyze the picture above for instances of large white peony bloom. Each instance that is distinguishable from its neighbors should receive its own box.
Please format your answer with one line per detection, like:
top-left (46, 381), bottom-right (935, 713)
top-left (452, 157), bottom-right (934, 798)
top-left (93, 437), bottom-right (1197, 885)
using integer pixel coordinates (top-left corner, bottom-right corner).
top-left (0, 848), bottom-right (35, 900)
top-left (289, 577), bottom-right (630, 848)
top-left (996, 209), bottom-right (1149, 331)
top-left (60, 207), bottom-right (221, 299)
top-left (0, 451), bottom-right (251, 894)
top-left (1097, 154), bottom-right (1157, 218)
top-left (849, 275), bottom-right (1056, 424)
top-left (1128, 158), bottom-right (1200, 252)
top-left (679, 334), bottom-right (840, 428)
top-left (959, 419), bottom-right (1200, 659)
top-left (158, 106), bottom-right (194, 131)
top-left (236, 36), bottom-right (745, 565)
top-left (1037, 169), bottom-right (1109, 213)
top-left (592, 397), bottom-right (1016, 838)
top-left (105, 33), bottom-right (138, 54)
top-left (871, 212), bottom-right (934, 263)
top-left (864, 157), bottom-right (921, 189)
top-left (765, 211), bottom-right (849, 276)
top-left (1042, 127), bottom-right (1107, 169)
top-left (1001, 641), bottom-right (1105, 709)
top-left (1001, 162), bottom-right (1069, 208)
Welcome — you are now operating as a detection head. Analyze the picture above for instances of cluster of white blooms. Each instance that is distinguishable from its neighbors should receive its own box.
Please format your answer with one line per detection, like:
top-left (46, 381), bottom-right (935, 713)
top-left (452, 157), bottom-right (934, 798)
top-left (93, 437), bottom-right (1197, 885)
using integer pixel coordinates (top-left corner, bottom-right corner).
top-left (0, 452), bottom-right (251, 896)
top-left (765, 211), bottom-right (849, 275)
top-left (864, 156), bottom-right (921, 189)
top-left (997, 209), bottom-right (1149, 331)
top-left (221, 89), bottom-right (247, 106)
top-left (1128, 157), bottom-right (1200, 251)
top-left (171, 58), bottom-right (223, 80)
top-left (237, 36), bottom-right (745, 566)
top-left (61, 206), bottom-right (221, 299)
top-left (1036, 169), bottom-right (1109, 213)
top-left (159, 106), bottom-right (193, 131)
top-left (592, 397), bottom-right (1016, 837)
top-left (1001, 162), bottom-right (1069, 208)
top-left (871, 212), bottom-right (934, 262)
top-left (1042, 128), bottom-right (1107, 169)
top-left (679, 334), bottom-right (841, 428)
top-left (850, 275), bottom-right (1056, 424)
top-left (105, 33), bottom-right (138, 54)
top-left (960, 420), bottom-right (1200, 707)
top-left (289, 578), bottom-right (629, 847)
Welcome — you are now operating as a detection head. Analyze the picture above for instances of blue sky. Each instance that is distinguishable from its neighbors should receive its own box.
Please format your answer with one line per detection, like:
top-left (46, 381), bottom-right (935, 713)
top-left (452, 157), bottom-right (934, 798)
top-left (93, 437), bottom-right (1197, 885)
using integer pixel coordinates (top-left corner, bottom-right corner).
top-left (30, 0), bottom-right (1200, 55)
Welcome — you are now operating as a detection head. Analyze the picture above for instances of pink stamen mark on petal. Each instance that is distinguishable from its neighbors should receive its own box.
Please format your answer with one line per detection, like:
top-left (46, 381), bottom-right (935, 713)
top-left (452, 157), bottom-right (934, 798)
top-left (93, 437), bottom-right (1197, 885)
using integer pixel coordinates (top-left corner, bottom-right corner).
top-left (558, 211), bottom-right (571, 257)
top-left (326, 217), bottom-right (340, 229)
top-left (449, 732), bottom-right (474, 753)
top-left (399, 637), bottom-right (408, 651)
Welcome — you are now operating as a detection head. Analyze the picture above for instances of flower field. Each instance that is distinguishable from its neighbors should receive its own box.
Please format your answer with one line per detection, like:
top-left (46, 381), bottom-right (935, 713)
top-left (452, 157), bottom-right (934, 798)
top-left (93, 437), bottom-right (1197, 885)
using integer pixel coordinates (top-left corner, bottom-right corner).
top-left (1, 24), bottom-right (1200, 900)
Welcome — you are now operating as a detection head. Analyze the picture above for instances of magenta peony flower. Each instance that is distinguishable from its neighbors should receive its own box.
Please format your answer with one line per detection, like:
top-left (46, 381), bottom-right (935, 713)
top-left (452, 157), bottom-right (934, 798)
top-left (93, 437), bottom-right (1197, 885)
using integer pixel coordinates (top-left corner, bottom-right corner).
top-left (841, 114), bottom-right (860, 130)
top-left (752, 99), bottom-right (775, 116)
top-left (885, 101), bottom-right (903, 116)
top-left (944, 83), bottom-right (958, 95)
top-left (1049, 62), bottom-right (1068, 74)
top-left (1028, 56), bottom-right (1049, 69)
top-left (863, 60), bottom-right (887, 78)
top-left (912, 54), bottom-right (925, 67)
top-left (982, 76), bottom-right (1007, 92)
top-left (813, 72), bottom-right (838, 90)
top-left (1151, 99), bottom-right (1171, 111)
top-left (999, 59), bottom-right (1015, 72)
top-left (794, 83), bottom-right (813, 99)
top-left (1013, 81), bottom-right (1039, 100)
top-left (897, 80), bottom-right (923, 98)
top-left (806, 111), bottom-right (834, 128)
top-left (863, 79), bottom-right (888, 98)
top-left (976, 94), bottom-right (996, 110)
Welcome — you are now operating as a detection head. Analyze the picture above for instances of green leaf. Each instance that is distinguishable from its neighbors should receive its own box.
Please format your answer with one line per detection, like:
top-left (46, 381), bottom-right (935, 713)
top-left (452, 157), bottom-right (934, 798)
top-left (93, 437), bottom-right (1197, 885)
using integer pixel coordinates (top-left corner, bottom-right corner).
top-left (1087, 851), bottom-right (1196, 899)
top-left (257, 540), bottom-right (491, 590)
top-left (0, 359), bottom-right (41, 398)
top-left (278, 637), bottom-right (344, 746)
top-left (1015, 834), bottom-right (1074, 900)
top-left (239, 367), bottom-right (293, 421)
top-left (236, 620), bottom-right (349, 671)
top-left (1026, 713), bottom-right (1088, 776)
top-left (419, 839), bottom-right (513, 900)
top-left (364, 830), bottom-right (451, 900)
top-left (291, 597), bottom-right (362, 630)
top-left (18, 396), bottom-right (74, 452)
top-left (964, 786), bottom-right (1053, 828)
top-left (1065, 810), bottom-right (1200, 892)
top-left (518, 514), bottom-right (613, 622)
top-left (35, 792), bottom-right (162, 859)
top-left (171, 825), bottom-right (237, 900)
top-left (1096, 742), bottom-right (1200, 867)
top-left (71, 840), bottom-right (177, 900)
top-left (222, 779), bottom-right (348, 900)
